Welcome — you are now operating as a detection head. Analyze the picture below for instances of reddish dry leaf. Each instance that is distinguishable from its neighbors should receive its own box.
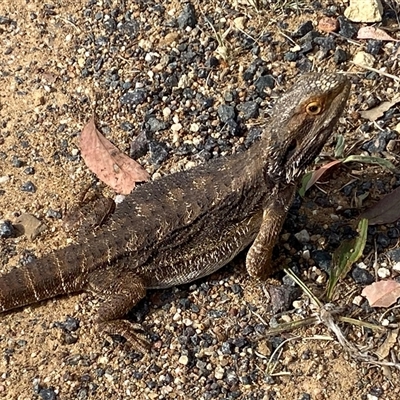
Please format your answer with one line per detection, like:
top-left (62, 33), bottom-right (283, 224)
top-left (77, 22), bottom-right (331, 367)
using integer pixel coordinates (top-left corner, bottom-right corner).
top-left (80, 116), bottom-right (150, 195)
top-left (357, 26), bottom-right (399, 42)
top-left (361, 186), bottom-right (400, 225)
top-left (362, 280), bottom-right (400, 308)
top-left (305, 159), bottom-right (342, 192)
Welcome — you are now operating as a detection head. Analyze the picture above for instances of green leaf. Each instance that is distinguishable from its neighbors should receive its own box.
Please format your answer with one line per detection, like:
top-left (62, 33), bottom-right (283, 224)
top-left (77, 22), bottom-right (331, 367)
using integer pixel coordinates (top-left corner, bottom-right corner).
top-left (326, 218), bottom-right (368, 301)
top-left (299, 171), bottom-right (313, 197)
top-left (334, 134), bottom-right (345, 158)
top-left (342, 155), bottom-right (397, 171)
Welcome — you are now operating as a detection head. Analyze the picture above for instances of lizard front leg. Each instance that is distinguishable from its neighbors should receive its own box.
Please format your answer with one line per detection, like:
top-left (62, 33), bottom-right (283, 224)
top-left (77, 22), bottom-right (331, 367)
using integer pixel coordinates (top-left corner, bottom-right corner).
top-left (246, 185), bottom-right (297, 280)
top-left (86, 268), bottom-right (149, 352)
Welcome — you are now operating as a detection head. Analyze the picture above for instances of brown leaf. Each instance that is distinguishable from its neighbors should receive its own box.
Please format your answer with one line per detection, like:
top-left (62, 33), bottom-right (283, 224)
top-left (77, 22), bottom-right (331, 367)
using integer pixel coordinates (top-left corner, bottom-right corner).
top-left (357, 26), bottom-right (399, 42)
top-left (360, 96), bottom-right (400, 121)
top-left (361, 186), bottom-right (400, 225)
top-left (80, 116), bottom-right (150, 195)
top-left (362, 280), bottom-right (400, 308)
top-left (375, 328), bottom-right (399, 360)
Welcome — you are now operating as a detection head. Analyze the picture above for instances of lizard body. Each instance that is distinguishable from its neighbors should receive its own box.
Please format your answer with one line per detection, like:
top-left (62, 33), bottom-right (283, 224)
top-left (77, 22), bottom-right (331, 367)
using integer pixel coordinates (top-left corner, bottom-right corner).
top-left (0, 73), bottom-right (351, 350)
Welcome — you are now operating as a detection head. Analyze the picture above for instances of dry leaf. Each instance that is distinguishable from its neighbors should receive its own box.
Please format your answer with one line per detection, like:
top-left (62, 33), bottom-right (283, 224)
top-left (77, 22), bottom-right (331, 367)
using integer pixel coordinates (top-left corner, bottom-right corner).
top-left (362, 280), bottom-right (400, 308)
top-left (362, 186), bottom-right (400, 225)
top-left (375, 328), bottom-right (399, 360)
top-left (357, 26), bottom-right (399, 42)
top-left (80, 116), bottom-right (150, 195)
top-left (360, 96), bottom-right (400, 121)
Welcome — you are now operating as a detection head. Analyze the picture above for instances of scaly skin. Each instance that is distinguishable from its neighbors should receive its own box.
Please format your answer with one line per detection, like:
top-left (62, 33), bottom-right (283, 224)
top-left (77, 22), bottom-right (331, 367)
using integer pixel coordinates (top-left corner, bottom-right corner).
top-left (0, 73), bottom-right (351, 351)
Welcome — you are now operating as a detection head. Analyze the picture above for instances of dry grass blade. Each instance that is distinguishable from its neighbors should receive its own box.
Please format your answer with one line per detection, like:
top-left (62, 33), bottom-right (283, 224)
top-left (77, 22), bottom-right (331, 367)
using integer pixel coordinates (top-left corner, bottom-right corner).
top-left (342, 155), bottom-right (397, 171)
top-left (319, 307), bottom-right (400, 370)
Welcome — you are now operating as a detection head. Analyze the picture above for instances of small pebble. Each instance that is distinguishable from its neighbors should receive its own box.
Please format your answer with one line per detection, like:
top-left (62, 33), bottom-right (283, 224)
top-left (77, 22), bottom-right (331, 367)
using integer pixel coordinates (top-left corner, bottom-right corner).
top-left (377, 267), bottom-right (390, 279)
top-left (294, 229), bottom-right (310, 243)
top-left (178, 355), bottom-right (189, 366)
top-left (0, 220), bottom-right (15, 238)
top-left (21, 181), bottom-right (36, 193)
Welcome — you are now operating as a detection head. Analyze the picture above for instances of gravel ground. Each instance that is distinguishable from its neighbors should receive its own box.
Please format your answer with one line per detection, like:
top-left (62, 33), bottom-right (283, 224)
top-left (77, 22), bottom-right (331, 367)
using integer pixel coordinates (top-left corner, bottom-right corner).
top-left (1, 0), bottom-right (400, 399)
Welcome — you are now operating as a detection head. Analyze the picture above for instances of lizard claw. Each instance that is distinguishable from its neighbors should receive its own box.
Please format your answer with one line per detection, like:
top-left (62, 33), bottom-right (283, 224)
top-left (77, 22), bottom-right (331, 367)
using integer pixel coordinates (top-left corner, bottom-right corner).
top-left (98, 320), bottom-right (151, 353)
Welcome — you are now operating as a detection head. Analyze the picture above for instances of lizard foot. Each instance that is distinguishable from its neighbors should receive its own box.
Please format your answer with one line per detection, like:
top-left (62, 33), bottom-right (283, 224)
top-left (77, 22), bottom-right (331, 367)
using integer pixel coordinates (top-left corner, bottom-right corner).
top-left (98, 320), bottom-right (150, 353)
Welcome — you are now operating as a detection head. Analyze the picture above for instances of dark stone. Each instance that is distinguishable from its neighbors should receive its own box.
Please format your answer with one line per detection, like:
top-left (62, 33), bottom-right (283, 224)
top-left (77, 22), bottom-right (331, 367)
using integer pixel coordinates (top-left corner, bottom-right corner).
top-left (268, 284), bottom-right (300, 313)
top-left (225, 119), bottom-right (240, 136)
top-left (177, 3), bottom-right (197, 29)
top-left (296, 57), bottom-right (313, 72)
top-left (376, 233), bottom-right (390, 248)
top-left (221, 341), bottom-right (234, 354)
top-left (95, 36), bottom-right (108, 46)
top-left (312, 250), bottom-right (331, 273)
top-left (314, 36), bottom-right (335, 51)
top-left (231, 283), bottom-right (243, 295)
top-left (56, 316), bottom-right (80, 332)
top-left (293, 21), bottom-right (314, 38)
top-left (242, 325), bottom-right (254, 336)
top-left (362, 130), bottom-right (397, 154)
top-left (94, 57), bottom-right (103, 71)
top-left (334, 48), bottom-right (348, 64)
top-left (237, 101), bottom-right (259, 120)
top-left (297, 30), bottom-right (320, 44)
top-left (149, 141), bottom-right (168, 165)
top-left (218, 104), bottom-right (236, 123)
top-left (206, 56), bottom-right (219, 68)
top-left (119, 89), bottom-right (147, 106)
top-left (254, 323), bottom-right (266, 334)
top-left (366, 40), bottom-right (383, 55)
top-left (300, 41), bottom-right (314, 54)
top-left (351, 266), bottom-right (374, 285)
top-left (242, 58), bottom-right (265, 81)
top-left (386, 248), bottom-right (400, 262)
top-left (21, 181), bottom-right (36, 193)
top-left (120, 121), bottom-right (134, 131)
top-left (200, 97), bottom-right (214, 109)
top-left (223, 90), bottom-right (237, 102)
top-left (38, 388), bottom-right (57, 400)
top-left (232, 337), bottom-right (248, 349)
top-left (11, 155), bottom-right (23, 167)
top-left (0, 16), bottom-right (12, 24)
top-left (130, 131), bottom-right (152, 159)
top-left (146, 117), bottom-right (167, 133)
top-left (254, 75), bottom-right (275, 94)
top-left (103, 18), bottom-right (117, 33)
top-left (338, 16), bottom-right (358, 38)
top-left (0, 220), bottom-right (15, 238)
top-left (284, 52), bottom-right (298, 61)
top-left (119, 20), bottom-right (140, 39)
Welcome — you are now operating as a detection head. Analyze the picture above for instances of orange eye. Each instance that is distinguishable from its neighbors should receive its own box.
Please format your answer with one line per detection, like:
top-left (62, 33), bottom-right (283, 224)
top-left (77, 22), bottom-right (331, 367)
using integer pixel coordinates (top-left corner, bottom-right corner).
top-left (306, 101), bottom-right (322, 115)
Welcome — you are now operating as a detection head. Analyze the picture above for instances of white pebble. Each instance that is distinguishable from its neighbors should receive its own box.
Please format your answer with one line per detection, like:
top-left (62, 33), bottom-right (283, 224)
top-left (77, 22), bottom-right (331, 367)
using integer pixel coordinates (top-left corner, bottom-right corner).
top-left (377, 267), bottom-right (390, 279)
top-left (178, 355), bottom-right (189, 366)
top-left (393, 262), bottom-right (400, 272)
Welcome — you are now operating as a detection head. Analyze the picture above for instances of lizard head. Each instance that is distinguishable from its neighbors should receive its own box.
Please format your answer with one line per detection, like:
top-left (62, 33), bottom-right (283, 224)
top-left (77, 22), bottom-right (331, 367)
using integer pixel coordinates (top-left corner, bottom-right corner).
top-left (264, 73), bottom-right (351, 183)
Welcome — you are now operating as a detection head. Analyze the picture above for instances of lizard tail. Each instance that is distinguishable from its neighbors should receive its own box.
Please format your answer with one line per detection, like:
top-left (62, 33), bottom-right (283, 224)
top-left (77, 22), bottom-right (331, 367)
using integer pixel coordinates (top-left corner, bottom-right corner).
top-left (0, 243), bottom-right (93, 312)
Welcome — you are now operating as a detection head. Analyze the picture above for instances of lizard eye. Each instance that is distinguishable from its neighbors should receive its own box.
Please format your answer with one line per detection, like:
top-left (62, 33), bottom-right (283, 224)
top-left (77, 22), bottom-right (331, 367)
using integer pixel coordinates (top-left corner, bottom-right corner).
top-left (306, 101), bottom-right (322, 115)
